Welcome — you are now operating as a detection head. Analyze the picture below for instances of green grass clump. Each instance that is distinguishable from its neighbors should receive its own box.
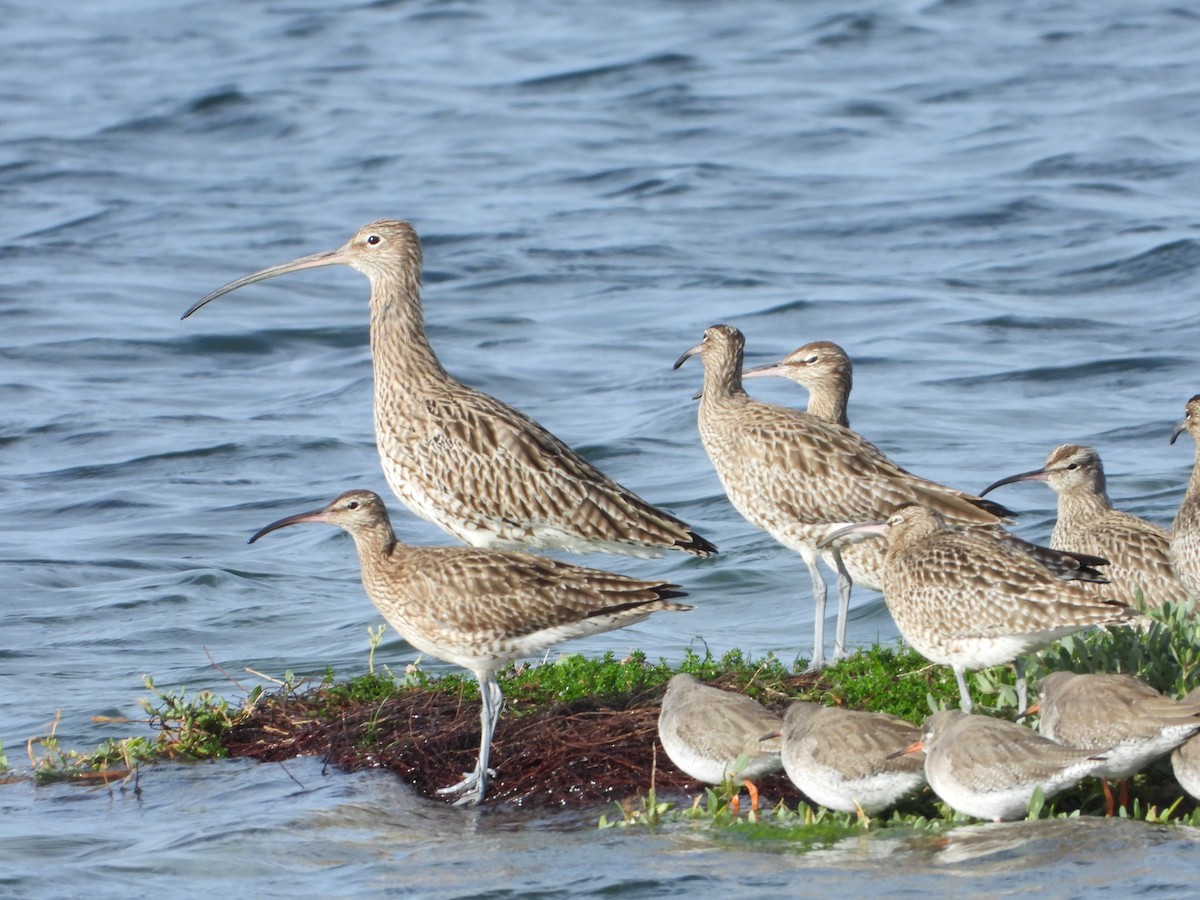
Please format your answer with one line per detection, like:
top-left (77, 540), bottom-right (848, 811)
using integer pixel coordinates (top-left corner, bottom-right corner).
top-left (26, 676), bottom-right (241, 785)
top-left (816, 644), bottom-right (963, 718)
top-left (22, 600), bottom-right (1200, 831)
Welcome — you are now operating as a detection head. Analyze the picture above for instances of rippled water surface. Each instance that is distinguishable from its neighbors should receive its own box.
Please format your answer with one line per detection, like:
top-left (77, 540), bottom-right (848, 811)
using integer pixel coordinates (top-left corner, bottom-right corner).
top-left (5, 0), bottom-right (1200, 894)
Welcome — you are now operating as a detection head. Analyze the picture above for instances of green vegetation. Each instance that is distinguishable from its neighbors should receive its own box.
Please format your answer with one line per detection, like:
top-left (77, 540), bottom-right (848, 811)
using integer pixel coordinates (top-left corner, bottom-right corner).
top-left (596, 604), bottom-right (1200, 839)
top-left (12, 603), bottom-right (1200, 846)
top-left (23, 676), bottom-right (243, 785)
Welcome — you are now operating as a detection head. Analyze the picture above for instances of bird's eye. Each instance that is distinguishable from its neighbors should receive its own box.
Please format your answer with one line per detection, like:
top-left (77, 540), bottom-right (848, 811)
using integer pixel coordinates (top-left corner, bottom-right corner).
top-left (347, 500), bottom-right (360, 509)
top-left (804, 355), bottom-right (819, 365)
top-left (1066, 463), bottom-right (1078, 470)
top-left (366, 234), bottom-right (381, 246)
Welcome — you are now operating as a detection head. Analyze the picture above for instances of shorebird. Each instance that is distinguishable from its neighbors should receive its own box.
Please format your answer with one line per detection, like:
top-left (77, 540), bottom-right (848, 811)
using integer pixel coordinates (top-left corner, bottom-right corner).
top-left (1170, 395), bottom-right (1200, 600)
top-left (185, 220), bottom-right (716, 560)
top-left (1031, 671), bottom-right (1200, 814)
top-left (741, 338), bottom-right (1109, 585)
top-left (249, 489), bottom-right (691, 804)
top-left (822, 504), bottom-right (1137, 713)
top-left (777, 702), bottom-right (925, 815)
top-left (657, 673), bottom-right (782, 809)
top-left (1171, 687), bottom-right (1200, 802)
top-left (674, 325), bottom-right (1011, 670)
top-left (741, 340), bottom-right (853, 427)
top-left (981, 444), bottom-right (1188, 609)
top-left (902, 710), bottom-right (1109, 822)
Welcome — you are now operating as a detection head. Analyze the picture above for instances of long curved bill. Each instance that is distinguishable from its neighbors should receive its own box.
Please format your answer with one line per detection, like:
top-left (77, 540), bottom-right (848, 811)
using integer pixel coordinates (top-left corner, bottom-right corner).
top-left (673, 341), bottom-right (703, 370)
top-left (817, 521), bottom-right (889, 549)
top-left (182, 244), bottom-right (353, 319)
top-left (1171, 420), bottom-right (1188, 445)
top-left (248, 505), bottom-right (334, 544)
top-left (978, 467), bottom-right (1048, 498)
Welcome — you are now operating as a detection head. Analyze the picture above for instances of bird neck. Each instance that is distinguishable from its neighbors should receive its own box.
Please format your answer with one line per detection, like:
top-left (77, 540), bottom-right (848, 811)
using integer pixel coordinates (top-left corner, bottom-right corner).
top-left (807, 374), bottom-right (851, 428)
top-left (1055, 482), bottom-right (1113, 522)
top-left (347, 518), bottom-right (403, 578)
top-left (699, 346), bottom-right (748, 410)
top-left (369, 275), bottom-right (451, 385)
top-left (1188, 442), bottom-right (1200, 498)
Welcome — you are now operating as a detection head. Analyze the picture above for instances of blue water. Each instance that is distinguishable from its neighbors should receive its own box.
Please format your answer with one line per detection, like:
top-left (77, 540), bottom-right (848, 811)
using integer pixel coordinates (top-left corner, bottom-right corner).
top-left (4, 0), bottom-right (1200, 894)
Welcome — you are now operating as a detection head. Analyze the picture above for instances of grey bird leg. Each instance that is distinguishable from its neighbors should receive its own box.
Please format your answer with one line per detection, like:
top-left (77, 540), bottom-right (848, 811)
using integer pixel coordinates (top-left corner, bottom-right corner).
top-left (803, 551), bottom-right (828, 672)
top-left (439, 675), bottom-right (505, 805)
top-left (954, 664), bottom-right (974, 715)
top-left (1014, 658), bottom-right (1028, 715)
top-left (830, 544), bottom-right (852, 661)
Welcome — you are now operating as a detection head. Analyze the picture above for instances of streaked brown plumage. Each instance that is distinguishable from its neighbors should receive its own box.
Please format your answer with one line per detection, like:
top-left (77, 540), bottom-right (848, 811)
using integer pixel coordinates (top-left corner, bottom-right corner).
top-left (779, 702), bottom-right (925, 814)
top-left (1170, 395), bottom-right (1200, 600)
top-left (823, 505), bottom-right (1136, 713)
top-left (184, 220), bottom-right (715, 559)
top-left (742, 340), bottom-right (853, 428)
top-left (981, 443), bottom-right (1188, 609)
top-left (657, 674), bottom-right (783, 785)
top-left (912, 710), bottom-right (1109, 822)
top-left (249, 489), bottom-right (691, 804)
top-left (674, 325), bottom-right (1012, 670)
top-left (1034, 671), bottom-right (1200, 813)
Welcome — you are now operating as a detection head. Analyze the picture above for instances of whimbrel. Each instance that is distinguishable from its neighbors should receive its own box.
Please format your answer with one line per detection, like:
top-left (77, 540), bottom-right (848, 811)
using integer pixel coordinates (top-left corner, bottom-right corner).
top-left (903, 710), bottom-right (1109, 822)
top-left (742, 337), bottom-right (1109, 587)
top-left (1032, 671), bottom-right (1200, 814)
top-left (1170, 395), bottom-right (1200, 600)
top-left (742, 340), bottom-right (853, 428)
top-left (674, 325), bottom-right (1012, 670)
top-left (981, 444), bottom-right (1188, 609)
top-left (657, 673), bottom-right (782, 808)
top-left (185, 220), bottom-right (716, 559)
top-left (823, 505), bottom-right (1136, 713)
top-left (249, 489), bottom-right (690, 804)
top-left (777, 702), bottom-right (925, 814)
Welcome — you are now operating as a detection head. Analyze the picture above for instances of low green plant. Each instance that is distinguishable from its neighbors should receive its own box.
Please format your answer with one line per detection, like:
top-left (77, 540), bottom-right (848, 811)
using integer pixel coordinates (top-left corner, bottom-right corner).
top-left (1028, 603), bottom-right (1200, 698)
top-left (598, 787), bottom-right (674, 829)
top-left (817, 644), bottom-right (965, 718)
top-left (366, 623), bottom-right (387, 675)
top-left (26, 677), bottom-right (245, 784)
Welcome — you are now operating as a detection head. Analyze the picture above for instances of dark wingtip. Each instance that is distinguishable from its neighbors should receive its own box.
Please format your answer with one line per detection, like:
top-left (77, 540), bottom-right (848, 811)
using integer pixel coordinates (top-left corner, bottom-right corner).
top-left (682, 532), bottom-right (719, 557)
top-left (976, 498), bottom-right (1018, 520)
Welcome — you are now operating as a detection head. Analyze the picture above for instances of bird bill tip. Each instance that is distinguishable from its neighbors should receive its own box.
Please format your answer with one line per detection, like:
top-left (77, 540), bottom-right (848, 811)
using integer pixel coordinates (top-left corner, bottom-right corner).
top-left (673, 343), bottom-right (703, 370)
top-left (888, 738), bottom-right (924, 759)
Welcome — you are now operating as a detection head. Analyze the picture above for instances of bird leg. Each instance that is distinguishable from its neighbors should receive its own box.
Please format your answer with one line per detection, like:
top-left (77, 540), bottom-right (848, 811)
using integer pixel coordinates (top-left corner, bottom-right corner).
top-left (831, 544), bottom-right (852, 661)
top-left (1102, 777), bottom-right (1116, 817)
top-left (953, 665), bottom-right (974, 715)
top-left (743, 779), bottom-right (761, 813)
top-left (437, 675), bottom-right (504, 805)
top-left (1101, 777), bottom-right (1130, 816)
top-left (803, 552), bottom-right (828, 672)
top-left (1014, 658), bottom-right (1028, 716)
